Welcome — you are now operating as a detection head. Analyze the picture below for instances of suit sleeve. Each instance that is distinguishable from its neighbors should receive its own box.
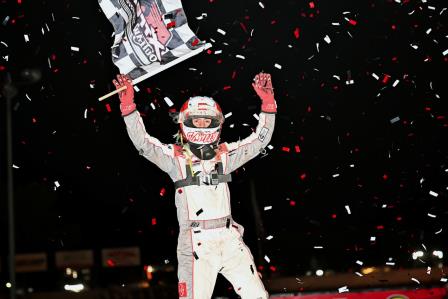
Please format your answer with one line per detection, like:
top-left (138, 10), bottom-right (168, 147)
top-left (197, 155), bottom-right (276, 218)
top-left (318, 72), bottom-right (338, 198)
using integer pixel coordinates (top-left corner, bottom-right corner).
top-left (223, 112), bottom-right (275, 173)
top-left (123, 110), bottom-right (176, 174)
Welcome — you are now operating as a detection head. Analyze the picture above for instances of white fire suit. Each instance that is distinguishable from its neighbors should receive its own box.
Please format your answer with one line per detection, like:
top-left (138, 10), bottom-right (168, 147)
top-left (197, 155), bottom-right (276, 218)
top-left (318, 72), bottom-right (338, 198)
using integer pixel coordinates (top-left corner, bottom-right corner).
top-left (123, 110), bottom-right (275, 299)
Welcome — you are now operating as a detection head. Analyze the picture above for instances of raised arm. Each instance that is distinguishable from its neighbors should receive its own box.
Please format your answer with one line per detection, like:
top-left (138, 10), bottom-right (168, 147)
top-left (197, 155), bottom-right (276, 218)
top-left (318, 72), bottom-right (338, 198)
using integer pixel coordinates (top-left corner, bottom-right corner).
top-left (224, 72), bottom-right (277, 173)
top-left (113, 74), bottom-right (175, 174)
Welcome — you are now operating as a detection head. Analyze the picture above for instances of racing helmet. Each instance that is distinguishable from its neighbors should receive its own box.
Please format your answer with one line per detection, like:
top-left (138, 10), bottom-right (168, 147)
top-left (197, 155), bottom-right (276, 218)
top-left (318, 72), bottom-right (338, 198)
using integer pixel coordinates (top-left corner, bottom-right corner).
top-left (178, 96), bottom-right (224, 145)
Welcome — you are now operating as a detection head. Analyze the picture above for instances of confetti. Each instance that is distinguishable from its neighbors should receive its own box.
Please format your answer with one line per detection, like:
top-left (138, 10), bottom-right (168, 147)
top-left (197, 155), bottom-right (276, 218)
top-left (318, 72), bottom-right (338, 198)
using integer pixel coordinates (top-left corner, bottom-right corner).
top-left (266, 235), bottom-right (273, 240)
top-left (264, 255), bottom-right (270, 263)
top-left (324, 35), bottom-right (331, 44)
top-left (258, 2), bottom-right (265, 9)
top-left (217, 28), bottom-right (226, 35)
top-left (274, 63), bottom-right (282, 69)
top-left (338, 286), bottom-right (349, 293)
top-left (71, 46), bottom-right (80, 52)
top-left (163, 97), bottom-right (174, 107)
top-left (429, 190), bottom-right (438, 197)
top-left (224, 112), bottom-right (232, 118)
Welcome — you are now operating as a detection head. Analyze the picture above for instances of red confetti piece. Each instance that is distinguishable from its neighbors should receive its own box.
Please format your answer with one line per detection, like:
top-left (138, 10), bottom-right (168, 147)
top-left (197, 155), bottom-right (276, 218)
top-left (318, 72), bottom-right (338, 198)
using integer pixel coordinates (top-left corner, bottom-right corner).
top-left (382, 74), bottom-right (391, 84)
top-left (231, 71), bottom-right (237, 80)
top-left (269, 265), bottom-right (277, 272)
top-left (376, 225), bottom-right (384, 230)
top-left (294, 27), bottom-right (300, 39)
top-left (105, 103), bottom-right (112, 112)
top-left (151, 218), bottom-right (157, 225)
top-left (191, 39), bottom-right (199, 46)
top-left (289, 200), bottom-right (296, 206)
top-left (106, 259), bottom-right (115, 267)
top-left (159, 187), bottom-right (166, 196)
top-left (331, 214), bottom-right (337, 219)
top-left (309, 1), bottom-right (315, 9)
top-left (166, 21), bottom-right (176, 29)
top-left (0, 65), bottom-right (6, 71)
top-left (382, 174), bottom-right (388, 180)
top-left (223, 85), bottom-right (231, 90)
top-left (206, 49), bottom-right (212, 54)
top-left (18, 0), bottom-right (22, 4)
top-left (348, 19), bottom-right (357, 26)
top-left (391, 24), bottom-right (397, 30)
top-left (239, 22), bottom-right (248, 33)
top-left (295, 145), bottom-right (301, 153)
top-left (300, 173), bottom-right (306, 180)
top-left (282, 146), bottom-right (290, 152)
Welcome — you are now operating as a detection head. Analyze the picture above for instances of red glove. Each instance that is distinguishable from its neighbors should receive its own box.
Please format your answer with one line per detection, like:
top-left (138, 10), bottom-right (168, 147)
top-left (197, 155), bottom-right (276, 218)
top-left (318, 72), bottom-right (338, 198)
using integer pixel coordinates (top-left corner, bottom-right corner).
top-left (112, 74), bottom-right (136, 116)
top-left (252, 72), bottom-right (277, 113)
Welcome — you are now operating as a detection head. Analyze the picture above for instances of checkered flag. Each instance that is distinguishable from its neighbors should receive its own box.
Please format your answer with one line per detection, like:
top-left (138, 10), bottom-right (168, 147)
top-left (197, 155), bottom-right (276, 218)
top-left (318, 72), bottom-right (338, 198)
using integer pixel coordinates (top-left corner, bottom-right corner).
top-left (99, 0), bottom-right (211, 84)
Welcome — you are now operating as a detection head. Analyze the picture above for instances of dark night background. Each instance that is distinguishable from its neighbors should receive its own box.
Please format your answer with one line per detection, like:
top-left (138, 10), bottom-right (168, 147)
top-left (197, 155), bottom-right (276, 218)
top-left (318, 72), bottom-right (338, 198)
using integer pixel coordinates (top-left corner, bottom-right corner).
top-left (0, 0), bottom-right (447, 296)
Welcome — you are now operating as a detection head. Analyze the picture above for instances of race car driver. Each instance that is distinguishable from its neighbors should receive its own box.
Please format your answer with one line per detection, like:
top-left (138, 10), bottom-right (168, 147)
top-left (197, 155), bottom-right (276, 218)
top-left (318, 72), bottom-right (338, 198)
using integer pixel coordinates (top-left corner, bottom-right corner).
top-left (113, 72), bottom-right (276, 299)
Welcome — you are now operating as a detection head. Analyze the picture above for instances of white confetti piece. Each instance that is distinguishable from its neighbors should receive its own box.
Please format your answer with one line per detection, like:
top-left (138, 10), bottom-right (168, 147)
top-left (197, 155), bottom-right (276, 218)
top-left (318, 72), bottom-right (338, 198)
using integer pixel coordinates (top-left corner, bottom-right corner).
top-left (253, 113), bottom-right (260, 120)
top-left (338, 286), bottom-right (349, 293)
top-left (442, 49), bottom-right (448, 56)
top-left (314, 246), bottom-right (323, 249)
top-left (54, 181), bottom-right (60, 188)
top-left (267, 145), bottom-right (274, 150)
top-left (441, 278), bottom-right (447, 282)
top-left (331, 22), bottom-right (340, 26)
top-left (392, 79), bottom-right (400, 87)
top-left (390, 116), bottom-right (400, 124)
top-left (274, 63), bottom-right (282, 69)
top-left (386, 262), bottom-right (395, 266)
top-left (229, 124), bottom-right (234, 128)
top-left (224, 112), bottom-right (232, 118)
top-left (12, 164), bottom-right (20, 169)
top-left (333, 75), bottom-right (341, 80)
top-left (89, 83), bottom-right (95, 89)
top-left (264, 206), bottom-right (272, 211)
top-left (427, 213), bottom-right (436, 218)
top-left (333, 173), bottom-right (340, 178)
top-left (25, 93), bottom-right (32, 101)
top-left (264, 255), bottom-right (270, 263)
top-left (84, 109), bottom-right (88, 119)
top-left (324, 35), bottom-right (331, 44)
top-left (427, 266), bottom-right (431, 274)
top-left (372, 73), bottom-right (379, 80)
top-left (1, 41), bottom-right (8, 47)
top-left (355, 272), bottom-right (363, 277)
top-left (429, 190), bottom-right (438, 197)
top-left (150, 103), bottom-right (156, 110)
top-left (2, 16), bottom-right (10, 26)
top-left (370, 236), bottom-right (376, 242)
top-left (426, 28), bottom-right (432, 34)
top-left (350, 164), bottom-right (355, 168)
top-left (266, 235), bottom-right (273, 240)
top-left (259, 2), bottom-right (265, 8)
top-left (217, 28), bottom-right (226, 35)
top-left (356, 260), bottom-right (363, 266)
top-left (163, 97), bottom-right (174, 107)
top-left (235, 54), bottom-right (245, 60)
top-left (345, 205), bottom-right (351, 215)
top-left (24, 34), bottom-right (30, 42)
top-left (411, 277), bottom-right (420, 284)
top-left (316, 42), bottom-right (320, 52)
top-left (133, 85), bottom-right (140, 92)
top-left (214, 50), bottom-right (222, 54)
top-left (382, 204), bottom-right (387, 208)
top-left (410, 44), bottom-right (418, 50)
top-left (196, 13), bottom-right (207, 20)
top-left (71, 46), bottom-right (80, 52)
top-left (435, 228), bottom-right (442, 234)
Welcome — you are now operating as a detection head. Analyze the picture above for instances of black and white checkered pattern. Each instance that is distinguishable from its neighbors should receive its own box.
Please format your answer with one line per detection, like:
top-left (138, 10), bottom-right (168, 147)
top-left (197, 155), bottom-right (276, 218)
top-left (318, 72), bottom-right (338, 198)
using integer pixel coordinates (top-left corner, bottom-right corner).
top-left (99, 0), bottom-right (207, 80)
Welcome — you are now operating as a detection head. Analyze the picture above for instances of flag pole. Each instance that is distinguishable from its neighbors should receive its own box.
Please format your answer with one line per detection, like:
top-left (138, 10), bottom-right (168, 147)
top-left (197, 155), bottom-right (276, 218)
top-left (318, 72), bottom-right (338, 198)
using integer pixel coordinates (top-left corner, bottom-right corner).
top-left (98, 43), bottom-right (212, 102)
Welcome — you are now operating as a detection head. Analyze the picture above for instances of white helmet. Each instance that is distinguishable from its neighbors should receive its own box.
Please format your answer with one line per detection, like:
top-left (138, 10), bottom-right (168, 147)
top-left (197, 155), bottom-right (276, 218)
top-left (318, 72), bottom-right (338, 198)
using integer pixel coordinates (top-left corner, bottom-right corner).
top-left (178, 96), bottom-right (224, 145)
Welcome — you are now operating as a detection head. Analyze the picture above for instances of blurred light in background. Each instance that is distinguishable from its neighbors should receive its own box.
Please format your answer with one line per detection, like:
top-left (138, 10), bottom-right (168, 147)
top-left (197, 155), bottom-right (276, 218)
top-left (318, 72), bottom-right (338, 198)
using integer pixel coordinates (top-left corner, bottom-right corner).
top-left (433, 250), bottom-right (443, 259)
top-left (64, 284), bottom-right (84, 293)
top-left (412, 251), bottom-right (424, 260)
